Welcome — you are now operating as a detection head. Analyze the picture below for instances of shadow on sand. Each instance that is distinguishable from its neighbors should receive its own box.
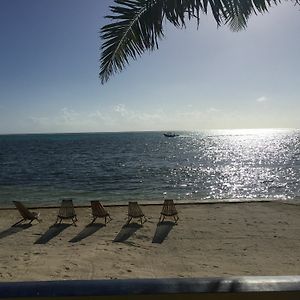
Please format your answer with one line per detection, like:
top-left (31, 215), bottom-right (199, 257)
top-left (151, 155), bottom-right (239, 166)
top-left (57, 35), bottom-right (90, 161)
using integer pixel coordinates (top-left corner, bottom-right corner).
top-left (152, 221), bottom-right (175, 244)
top-left (0, 224), bottom-right (32, 240)
top-left (34, 224), bottom-right (71, 244)
top-left (69, 223), bottom-right (105, 243)
top-left (113, 223), bottom-right (142, 242)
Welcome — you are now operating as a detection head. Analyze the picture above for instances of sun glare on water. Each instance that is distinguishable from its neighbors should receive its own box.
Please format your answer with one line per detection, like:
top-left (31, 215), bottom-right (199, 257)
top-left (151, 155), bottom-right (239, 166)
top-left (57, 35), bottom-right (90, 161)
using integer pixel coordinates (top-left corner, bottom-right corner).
top-left (172, 128), bottom-right (299, 201)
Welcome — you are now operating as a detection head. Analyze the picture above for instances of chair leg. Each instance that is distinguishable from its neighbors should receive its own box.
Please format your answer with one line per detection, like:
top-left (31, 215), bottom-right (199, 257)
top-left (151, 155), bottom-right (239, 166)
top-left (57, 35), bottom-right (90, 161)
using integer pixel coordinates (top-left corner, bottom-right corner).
top-left (72, 217), bottom-right (77, 226)
top-left (29, 217), bottom-right (39, 224)
top-left (126, 217), bottom-right (132, 225)
top-left (12, 218), bottom-right (25, 227)
top-left (174, 215), bottom-right (178, 224)
top-left (105, 215), bottom-right (112, 224)
top-left (160, 215), bottom-right (165, 223)
top-left (91, 217), bottom-right (96, 224)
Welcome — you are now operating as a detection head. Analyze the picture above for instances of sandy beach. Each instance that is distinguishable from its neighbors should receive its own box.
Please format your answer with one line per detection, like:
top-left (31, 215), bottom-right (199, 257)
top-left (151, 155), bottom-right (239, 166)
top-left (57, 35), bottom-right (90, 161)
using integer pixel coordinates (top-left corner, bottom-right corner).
top-left (0, 201), bottom-right (299, 282)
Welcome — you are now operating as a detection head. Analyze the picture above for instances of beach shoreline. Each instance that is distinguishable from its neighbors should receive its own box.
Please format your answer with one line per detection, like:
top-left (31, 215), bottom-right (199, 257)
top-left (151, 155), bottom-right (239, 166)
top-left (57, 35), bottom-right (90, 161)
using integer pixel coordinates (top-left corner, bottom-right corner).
top-left (0, 201), bottom-right (299, 282)
top-left (1, 197), bottom-right (299, 211)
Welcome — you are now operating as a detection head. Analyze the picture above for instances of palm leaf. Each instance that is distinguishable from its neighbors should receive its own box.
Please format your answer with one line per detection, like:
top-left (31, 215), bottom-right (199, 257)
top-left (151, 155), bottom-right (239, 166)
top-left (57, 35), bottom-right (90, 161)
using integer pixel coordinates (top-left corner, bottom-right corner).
top-left (224, 0), bottom-right (281, 31)
top-left (100, 0), bottom-right (165, 84)
top-left (100, 0), bottom-right (296, 83)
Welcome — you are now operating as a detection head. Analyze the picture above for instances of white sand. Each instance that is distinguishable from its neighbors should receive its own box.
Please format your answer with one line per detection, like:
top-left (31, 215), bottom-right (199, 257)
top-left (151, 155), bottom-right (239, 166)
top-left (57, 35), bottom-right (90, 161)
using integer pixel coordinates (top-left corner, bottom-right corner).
top-left (0, 202), bottom-right (299, 281)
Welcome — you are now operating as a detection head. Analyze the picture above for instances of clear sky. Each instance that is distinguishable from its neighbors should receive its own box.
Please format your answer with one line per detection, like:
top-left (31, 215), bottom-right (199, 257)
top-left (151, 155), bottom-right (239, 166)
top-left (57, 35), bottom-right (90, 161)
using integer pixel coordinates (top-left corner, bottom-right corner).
top-left (0, 0), bottom-right (299, 134)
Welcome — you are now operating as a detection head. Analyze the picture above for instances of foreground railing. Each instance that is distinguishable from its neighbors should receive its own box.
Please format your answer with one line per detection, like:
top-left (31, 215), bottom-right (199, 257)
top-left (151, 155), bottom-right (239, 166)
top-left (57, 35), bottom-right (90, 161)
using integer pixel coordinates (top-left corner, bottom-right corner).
top-left (0, 276), bottom-right (299, 299)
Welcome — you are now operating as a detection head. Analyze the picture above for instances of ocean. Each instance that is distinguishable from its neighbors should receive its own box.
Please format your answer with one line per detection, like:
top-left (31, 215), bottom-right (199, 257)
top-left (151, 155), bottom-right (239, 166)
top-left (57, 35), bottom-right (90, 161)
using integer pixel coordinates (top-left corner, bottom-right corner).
top-left (0, 129), bottom-right (299, 207)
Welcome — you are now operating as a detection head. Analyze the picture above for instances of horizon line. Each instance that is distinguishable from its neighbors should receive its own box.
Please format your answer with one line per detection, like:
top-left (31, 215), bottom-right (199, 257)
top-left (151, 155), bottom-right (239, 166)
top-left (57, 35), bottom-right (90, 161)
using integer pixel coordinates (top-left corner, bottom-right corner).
top-left (0, 127), bottom-right (298, 136)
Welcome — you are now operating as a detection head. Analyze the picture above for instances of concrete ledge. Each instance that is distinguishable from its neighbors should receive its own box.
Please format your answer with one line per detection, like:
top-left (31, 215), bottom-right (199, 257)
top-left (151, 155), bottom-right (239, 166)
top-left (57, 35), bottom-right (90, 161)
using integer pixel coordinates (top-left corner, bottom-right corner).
top-left (0, 276), bottom-right (299, 298)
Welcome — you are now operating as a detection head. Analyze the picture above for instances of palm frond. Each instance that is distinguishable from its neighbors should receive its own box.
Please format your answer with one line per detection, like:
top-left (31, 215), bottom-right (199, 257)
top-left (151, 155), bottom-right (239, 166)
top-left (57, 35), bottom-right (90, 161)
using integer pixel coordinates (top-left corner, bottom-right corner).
top-left (99, 0), bottom-right (225, 83)
top-left (100, 0), bottom-right (165, 83)
top-left (223, 0), bottom-right (281, 31)
top-left (100, 0), bottom-right (296, 83)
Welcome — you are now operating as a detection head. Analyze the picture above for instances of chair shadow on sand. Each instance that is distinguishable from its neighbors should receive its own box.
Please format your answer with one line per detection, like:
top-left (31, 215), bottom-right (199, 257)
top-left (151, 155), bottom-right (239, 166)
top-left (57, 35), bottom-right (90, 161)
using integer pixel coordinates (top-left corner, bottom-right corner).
top-left (0, 224), bottom-right (32, 240)
top-left (34, 224), bottom-right (71, 244)
top-left (69, 223), bottom-right (105, 243)
top-left (152, 221), bottom-right (175, 244)
top-left (113, 223), bottom-right (142, 243)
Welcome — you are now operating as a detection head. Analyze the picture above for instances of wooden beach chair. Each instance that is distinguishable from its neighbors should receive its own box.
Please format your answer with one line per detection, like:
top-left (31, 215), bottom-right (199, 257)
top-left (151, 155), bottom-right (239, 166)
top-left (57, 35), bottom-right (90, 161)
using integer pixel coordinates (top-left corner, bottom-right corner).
top-left (127, 201), bottom-right (147, 225)
top-left (90, 200), bottom-right (112, 225)
top-left (55, 199), bottom-right (78, 226)
top-left (12, 201), bottom-right (41, 226)
top-left (159, 199), bottom-right (179, 224)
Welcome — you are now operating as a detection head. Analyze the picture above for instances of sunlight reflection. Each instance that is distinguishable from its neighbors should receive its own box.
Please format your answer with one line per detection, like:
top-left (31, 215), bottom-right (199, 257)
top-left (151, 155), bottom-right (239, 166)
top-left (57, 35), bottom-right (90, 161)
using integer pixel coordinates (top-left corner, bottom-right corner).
top-left (169, 128), bottom-right (299, 200)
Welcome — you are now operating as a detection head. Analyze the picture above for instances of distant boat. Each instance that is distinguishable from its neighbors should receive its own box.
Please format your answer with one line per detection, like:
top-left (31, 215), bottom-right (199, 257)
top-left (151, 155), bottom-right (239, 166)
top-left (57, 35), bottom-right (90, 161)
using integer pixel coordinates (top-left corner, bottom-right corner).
top-left (163, 132), bottom-right (179, 137)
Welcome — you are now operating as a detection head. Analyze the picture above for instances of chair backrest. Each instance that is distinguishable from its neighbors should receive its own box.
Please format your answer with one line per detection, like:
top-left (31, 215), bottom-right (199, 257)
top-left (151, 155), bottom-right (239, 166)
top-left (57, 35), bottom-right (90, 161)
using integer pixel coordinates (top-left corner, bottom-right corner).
top-left (128, 201), bottom-right (144, 218)
top-left (58, 199), bottom-right (76, 218)
top-left (13, 201), bottom-right (34, 219)
top-left (91, 200), bottom-right (108, 217)
top-left (161, 199), bottom-right (177, 215)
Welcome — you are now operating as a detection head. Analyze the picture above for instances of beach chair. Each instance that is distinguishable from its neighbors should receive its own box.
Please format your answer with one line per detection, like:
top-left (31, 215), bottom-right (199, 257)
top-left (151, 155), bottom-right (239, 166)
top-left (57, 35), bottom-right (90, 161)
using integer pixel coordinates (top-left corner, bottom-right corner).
top-left (159, 199), bottom-right (179, 224)
top-left (90, 200), bottom-right (112, 225)
top-left (55, 199), bottom-right (78, 226)
top-left (12, 201), bottom-right (41, 226)
top-left (127, 201), bottom-right (147, 225)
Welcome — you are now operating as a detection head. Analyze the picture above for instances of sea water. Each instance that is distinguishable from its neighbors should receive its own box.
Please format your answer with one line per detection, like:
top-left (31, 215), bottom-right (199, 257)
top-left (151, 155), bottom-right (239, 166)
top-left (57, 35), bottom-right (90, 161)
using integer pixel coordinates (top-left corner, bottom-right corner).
top-left (0, 129), bottom-right (299, 207)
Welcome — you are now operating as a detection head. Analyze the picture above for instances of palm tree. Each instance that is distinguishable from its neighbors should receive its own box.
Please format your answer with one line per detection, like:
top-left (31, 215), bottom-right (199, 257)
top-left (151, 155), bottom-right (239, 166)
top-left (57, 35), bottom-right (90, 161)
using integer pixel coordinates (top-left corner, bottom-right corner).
top-left (100, 0), bottom-right (299, 83)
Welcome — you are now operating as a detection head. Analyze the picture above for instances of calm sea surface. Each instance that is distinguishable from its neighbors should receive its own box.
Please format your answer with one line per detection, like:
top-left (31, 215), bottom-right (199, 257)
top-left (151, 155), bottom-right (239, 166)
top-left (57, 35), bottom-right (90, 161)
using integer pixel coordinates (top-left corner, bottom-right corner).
top-left (0, 129), bottom-right (299, 207)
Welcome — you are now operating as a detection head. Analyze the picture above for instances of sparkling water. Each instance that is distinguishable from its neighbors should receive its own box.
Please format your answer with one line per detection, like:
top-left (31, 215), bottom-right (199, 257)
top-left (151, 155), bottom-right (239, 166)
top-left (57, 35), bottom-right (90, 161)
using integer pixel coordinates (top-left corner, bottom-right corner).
top-left (0, 129), bottom-right (299, 207)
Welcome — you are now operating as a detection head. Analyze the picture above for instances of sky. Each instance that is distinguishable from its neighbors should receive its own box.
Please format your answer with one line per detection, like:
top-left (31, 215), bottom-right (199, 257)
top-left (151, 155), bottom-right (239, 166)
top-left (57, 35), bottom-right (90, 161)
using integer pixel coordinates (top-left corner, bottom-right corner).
top-left (0, 0), bottom-right (299, 134)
